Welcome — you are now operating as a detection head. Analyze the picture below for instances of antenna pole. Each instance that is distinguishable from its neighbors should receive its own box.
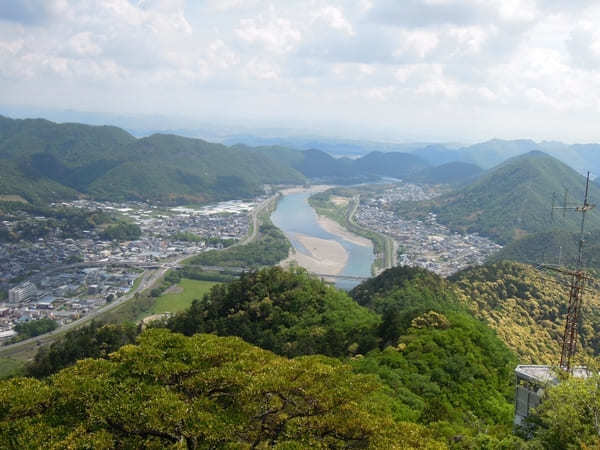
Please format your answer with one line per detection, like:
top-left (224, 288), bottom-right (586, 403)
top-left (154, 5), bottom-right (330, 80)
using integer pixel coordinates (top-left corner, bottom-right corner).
top-left (546, 171), bottom-right (596, 372)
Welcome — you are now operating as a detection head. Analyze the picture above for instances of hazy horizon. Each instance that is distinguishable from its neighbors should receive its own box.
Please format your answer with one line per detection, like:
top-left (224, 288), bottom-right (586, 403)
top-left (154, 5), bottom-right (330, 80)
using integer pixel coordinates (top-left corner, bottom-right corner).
top-left (2, 1), bottom-right (600, 143)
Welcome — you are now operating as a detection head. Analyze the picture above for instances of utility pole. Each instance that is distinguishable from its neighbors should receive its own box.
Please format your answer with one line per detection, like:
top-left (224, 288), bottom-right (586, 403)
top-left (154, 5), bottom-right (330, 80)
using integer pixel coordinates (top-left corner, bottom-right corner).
top-left (542, 172), bottom-right (596, 371)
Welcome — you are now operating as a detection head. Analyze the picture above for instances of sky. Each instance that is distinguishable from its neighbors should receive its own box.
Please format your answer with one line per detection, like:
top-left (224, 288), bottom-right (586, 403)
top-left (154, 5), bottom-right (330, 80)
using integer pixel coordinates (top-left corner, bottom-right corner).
top-left (1, 0), bottom-right (600, 142)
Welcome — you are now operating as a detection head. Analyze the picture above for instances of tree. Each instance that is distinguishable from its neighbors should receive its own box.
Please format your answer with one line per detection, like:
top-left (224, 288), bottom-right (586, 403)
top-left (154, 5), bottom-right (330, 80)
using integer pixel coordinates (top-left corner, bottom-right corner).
top-left (0, 329), bottom-right (446, 449)
top-left (166, 266), bottom-right (380, 358)
top-left (532, 362), bottom-right (600, 449)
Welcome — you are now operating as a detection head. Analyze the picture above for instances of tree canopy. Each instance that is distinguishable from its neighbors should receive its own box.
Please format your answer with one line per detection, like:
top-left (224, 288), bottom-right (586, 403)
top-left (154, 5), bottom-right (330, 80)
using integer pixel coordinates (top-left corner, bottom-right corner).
top-left (0, 329), bottom-right (445, 449)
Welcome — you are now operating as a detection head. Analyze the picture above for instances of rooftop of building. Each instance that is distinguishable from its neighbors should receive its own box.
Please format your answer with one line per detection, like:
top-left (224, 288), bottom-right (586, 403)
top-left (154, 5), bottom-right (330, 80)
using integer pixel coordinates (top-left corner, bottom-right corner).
top-left (515, 365), bottom-right (591, 385)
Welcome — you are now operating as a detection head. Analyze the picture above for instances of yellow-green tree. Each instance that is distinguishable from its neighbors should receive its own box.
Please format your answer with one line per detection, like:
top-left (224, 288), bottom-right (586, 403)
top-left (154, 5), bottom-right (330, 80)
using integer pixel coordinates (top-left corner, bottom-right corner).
top-left (0, 329), bottom-right (445, 449)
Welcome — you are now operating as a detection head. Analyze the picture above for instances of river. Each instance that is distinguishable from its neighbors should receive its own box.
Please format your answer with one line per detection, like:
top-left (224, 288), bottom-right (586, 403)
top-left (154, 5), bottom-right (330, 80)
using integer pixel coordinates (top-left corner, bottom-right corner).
top-left (271, 191), bottom-right (374, 290)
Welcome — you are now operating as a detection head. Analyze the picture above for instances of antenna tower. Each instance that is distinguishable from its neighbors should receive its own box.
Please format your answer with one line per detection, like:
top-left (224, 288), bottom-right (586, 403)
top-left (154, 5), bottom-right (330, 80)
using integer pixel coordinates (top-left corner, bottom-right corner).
top-left (542, 172), bottom-right (596, 371)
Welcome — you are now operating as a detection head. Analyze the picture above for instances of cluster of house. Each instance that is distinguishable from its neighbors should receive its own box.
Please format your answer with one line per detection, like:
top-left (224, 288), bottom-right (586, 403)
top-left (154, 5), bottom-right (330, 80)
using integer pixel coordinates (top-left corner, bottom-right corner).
top-left (0, 198), bottom-right (264, 341)
top-left (1, 199), bottom-right (257, 292)
top-left (356, 196), bottom-right (502, 276)
top-left (0, 268), bottom-right (139, 342)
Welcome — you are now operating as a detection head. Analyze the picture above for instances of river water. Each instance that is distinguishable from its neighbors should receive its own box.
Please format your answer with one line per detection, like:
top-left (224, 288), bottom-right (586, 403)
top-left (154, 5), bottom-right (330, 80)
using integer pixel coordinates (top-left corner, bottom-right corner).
top-left (271, 191), bottom-right (374, 290)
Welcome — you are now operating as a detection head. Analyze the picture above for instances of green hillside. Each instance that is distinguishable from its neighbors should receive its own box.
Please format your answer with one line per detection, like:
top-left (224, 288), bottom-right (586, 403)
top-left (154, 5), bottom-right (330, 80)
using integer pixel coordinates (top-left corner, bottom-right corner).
top-left (451, 261), bottom-right (600, 365)
top-left (248, 146), bottom-right (431, 182)
top-left (491, 229), bottom-right (600, 269)
top-left (353, 151), bottom-right (430, 178)
top-left (353, 263), bottom-right (600, 366)
top-left (0, 116), bottom-right (305, 204)
top-left (397, 151), bottom-right (600, 244)
top-left (406, 161), bottom-right (483, 185)
top-left (8, 265), bottom-right (600, 447)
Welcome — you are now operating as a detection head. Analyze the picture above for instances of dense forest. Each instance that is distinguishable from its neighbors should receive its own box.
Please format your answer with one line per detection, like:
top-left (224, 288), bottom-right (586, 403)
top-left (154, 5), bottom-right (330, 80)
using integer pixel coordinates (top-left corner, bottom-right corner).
top-left (186, 222), bottom-right (290, 268)
top-left (0, 115), bottom-right (304, 205)
top-left (7, 265), bottom-right (599, 447)
top-left (395, 152), bottom-right (600, 245)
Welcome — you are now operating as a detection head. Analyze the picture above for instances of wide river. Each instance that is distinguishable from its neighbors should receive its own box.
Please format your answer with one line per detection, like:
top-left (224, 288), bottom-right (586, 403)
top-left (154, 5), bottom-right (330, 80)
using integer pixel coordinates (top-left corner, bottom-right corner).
top-left (271, 191), bottom-right (374, 290)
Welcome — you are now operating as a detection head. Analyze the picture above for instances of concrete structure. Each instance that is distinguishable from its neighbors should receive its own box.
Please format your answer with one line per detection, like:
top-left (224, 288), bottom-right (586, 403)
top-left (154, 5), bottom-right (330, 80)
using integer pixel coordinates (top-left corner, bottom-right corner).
top-left (8, 281), bottom-right (37, 303)
top-left (514, 365), bottom-right (591, 428)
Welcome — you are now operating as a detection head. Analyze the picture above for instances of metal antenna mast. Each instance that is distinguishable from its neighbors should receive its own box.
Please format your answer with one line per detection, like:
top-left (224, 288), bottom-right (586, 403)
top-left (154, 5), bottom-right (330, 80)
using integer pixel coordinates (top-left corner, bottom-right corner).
top-left (542, 172), bottom-right (596, 371)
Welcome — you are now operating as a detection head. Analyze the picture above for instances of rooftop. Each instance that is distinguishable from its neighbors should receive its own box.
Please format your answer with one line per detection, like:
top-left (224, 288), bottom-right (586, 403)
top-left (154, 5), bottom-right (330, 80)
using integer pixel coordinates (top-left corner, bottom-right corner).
top-left (515, 365), bottom-right (591, 385)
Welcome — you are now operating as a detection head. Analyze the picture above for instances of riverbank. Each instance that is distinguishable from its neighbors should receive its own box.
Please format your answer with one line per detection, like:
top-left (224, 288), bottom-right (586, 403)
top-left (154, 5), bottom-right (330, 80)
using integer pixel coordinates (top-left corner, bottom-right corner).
top-left (316, 214), bottom-right (372, 248)
top-left (280, 233), bottom-right (348, 275)
top-left (279, 185), bottom-right (332, 195)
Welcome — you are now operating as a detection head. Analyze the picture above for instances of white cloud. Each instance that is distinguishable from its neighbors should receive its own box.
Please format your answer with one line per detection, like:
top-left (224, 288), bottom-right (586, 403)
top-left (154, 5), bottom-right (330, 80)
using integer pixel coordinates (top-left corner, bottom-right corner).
top-left (236, 9), bottom-right (301, 54)
top-left (3, 0), bottom-right (600, 141)
top-left (312, 6), bottom-right (354, 36)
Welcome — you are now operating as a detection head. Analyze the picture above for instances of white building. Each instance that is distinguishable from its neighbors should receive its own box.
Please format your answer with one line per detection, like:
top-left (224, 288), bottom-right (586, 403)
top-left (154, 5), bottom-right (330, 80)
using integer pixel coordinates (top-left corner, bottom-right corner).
top-left (8, 281), bottom-right (37, 303)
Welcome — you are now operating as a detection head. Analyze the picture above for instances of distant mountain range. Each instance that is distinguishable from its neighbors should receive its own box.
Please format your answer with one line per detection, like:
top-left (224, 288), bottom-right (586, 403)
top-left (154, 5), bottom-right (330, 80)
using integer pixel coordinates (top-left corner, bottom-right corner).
top-left (236, 145), bottom-right (432, 182)
top-left (0, 116), bottom-right (304, 204)
top-left (411, 139), bottom-right (600, 176)
top-left (0, 116), bottom-right (457, 205)
top-left (397, 151), bottom-right (600, 245)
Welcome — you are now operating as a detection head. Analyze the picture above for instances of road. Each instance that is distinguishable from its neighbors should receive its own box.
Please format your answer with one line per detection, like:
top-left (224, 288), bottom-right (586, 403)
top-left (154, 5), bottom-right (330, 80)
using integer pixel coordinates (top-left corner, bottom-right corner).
top-left (347, 195), bottom-right (395, 272)
top-left (238, 193), bottom-right (279, 245)
top-left (0, 255), bottom-right (188, 359)
top-left (0, 194), bottom-right (280, 360)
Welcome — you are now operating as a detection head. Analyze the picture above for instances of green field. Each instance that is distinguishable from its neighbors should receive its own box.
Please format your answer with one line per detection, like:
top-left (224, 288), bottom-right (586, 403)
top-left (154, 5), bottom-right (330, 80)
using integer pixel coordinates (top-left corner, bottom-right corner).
top-left (0, 357), bottom-right (25, 379)
top-left (149, 279), bottom-right (218, 315)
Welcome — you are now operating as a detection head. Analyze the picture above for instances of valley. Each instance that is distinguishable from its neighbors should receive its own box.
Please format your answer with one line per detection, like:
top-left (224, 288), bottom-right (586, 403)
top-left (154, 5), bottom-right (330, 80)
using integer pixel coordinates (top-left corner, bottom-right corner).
top-left (2, 115), bottom-right (600, 449)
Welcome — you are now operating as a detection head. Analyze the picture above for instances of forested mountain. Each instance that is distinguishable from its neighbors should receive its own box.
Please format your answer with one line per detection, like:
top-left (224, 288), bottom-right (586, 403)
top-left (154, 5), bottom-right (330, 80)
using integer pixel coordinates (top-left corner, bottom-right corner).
top-left (246, 145), bottom-right (431, 181)
top-left (0, 116), bottom-right (305, 204)
top-left (11, 266), bottom-right (524, 447)
top-left (491, 229), bottom-right (600, 269)
top-left (9, 265), bottom-right (600, 446)
top-left (451, 261), bottom-right (600, 365)
top-left (406, 161), bottom-right (483, 185)
top-left (397, 151), bottom-right (600, 244)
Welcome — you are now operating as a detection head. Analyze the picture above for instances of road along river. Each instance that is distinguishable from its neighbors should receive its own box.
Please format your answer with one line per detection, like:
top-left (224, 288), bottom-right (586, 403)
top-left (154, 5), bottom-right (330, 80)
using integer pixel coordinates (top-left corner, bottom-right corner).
top-left (271, 189), bottom-right (374, 290)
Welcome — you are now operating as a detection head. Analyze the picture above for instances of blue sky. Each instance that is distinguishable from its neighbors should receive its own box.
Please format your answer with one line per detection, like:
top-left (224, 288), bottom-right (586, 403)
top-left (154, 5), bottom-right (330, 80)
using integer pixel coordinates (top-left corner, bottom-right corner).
top-left (1, 0), bottom-right (600, 142)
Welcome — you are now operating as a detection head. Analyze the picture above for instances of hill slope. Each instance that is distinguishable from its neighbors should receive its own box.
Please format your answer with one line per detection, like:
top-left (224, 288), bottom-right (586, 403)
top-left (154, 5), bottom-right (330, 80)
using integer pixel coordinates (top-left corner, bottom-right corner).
top-left (398, 151), bottom-right (600, 244)
top-left (0, 116), bottom-right (304, 204)
top-left (451, 261), bottom-right (600, 365)
top-left (490, 229), bottom-right (600, 269)
top-left (407, 161), bottom-right (483, 185)
top-left (246, 145), bottom-right (430, 181)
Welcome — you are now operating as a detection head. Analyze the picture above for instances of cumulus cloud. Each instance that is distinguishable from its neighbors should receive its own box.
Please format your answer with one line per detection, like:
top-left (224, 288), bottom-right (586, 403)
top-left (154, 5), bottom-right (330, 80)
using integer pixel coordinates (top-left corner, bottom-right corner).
top-left (2, 0), bottom-right (600, 141)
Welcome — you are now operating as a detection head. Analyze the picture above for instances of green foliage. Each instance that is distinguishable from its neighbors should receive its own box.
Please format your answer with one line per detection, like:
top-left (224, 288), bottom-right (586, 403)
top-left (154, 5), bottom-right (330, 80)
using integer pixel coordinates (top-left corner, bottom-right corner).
top-left (14, 318), bottom-right (58, 340)
top-left (350, 266), bottom-right (461, 314)
top-left (406, 161), bottom-right (483, 185)
top-left (491, 229), bottom-right (600, 270)
top-left (0, 115), bottom-right (305, 205)
top-left (25, 322), bottom-right (138, 378)
top-left (530, 363), bottom-right (600, 449)
top-left (0, 358), bottom-right (24, 379)
top-left (0, 329), bottom-right (446, 448)
top-left (0, 201), bottom-right (113, 241)
top-left (346, 267), bottom-right (517, 433)
top-left (172, 231), bottom-right (203, 242)
top-left (100, 222), bottom-right (141, 241)
top-left (187, 222), bottom-right (290, 268)
top-left (353, 311), bottom-right (516, 429)
top-left (450, 261), bottom-right (600, 364)
top-left (396, 152), bottom-right (600, 244)
top-left (167, 266), bottom-right (381, 358)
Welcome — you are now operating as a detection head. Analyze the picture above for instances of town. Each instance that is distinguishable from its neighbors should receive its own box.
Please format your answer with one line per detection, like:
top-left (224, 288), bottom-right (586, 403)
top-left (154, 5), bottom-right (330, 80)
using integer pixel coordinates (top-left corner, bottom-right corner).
top-left (356, 184), bottom-right (503, 276)
top-left (0, 197), bottom-right (260, 343)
